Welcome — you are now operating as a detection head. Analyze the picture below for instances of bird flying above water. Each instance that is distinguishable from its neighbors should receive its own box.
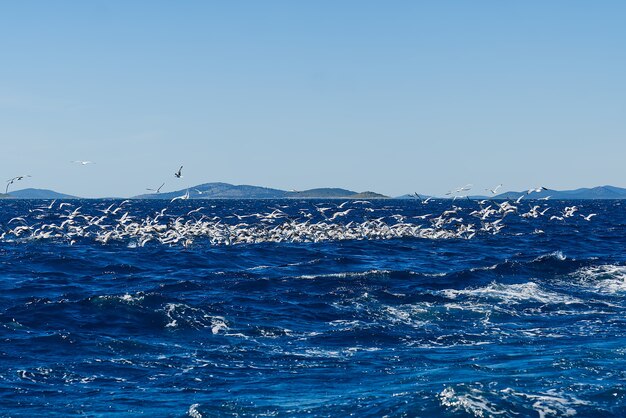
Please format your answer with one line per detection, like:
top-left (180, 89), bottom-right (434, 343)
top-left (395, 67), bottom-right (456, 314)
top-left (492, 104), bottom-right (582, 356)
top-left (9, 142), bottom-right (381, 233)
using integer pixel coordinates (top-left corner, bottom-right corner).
top-left (5, 175), bottom-right (31, 194)
top-left (147, 183), bottom-right (165, 193)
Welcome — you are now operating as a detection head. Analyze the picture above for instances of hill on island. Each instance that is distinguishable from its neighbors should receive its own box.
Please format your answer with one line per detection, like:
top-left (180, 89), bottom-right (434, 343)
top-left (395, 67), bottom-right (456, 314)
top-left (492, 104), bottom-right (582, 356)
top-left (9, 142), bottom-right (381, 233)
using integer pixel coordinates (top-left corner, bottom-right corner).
top-left (492, 185), bottom-right (626, 200)
top-left (4, 184), bottom-right (626, 200)
top-left (134, 183), bottom-right (389, 200)
top-left (7, 188), bottom-right (79, 199)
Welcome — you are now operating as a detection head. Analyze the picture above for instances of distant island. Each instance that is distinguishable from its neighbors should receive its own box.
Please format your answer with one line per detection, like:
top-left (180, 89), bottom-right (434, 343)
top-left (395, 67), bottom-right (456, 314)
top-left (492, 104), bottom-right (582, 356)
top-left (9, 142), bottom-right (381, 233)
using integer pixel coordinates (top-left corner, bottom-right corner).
top-left (3, 183), bottom-right (626, 200)
top-left (3, 188), bottom-right (79, 199)
top-left (134, 183), bottom-right (389, 200)
top-left (488, 185), bottom-right (626, 200)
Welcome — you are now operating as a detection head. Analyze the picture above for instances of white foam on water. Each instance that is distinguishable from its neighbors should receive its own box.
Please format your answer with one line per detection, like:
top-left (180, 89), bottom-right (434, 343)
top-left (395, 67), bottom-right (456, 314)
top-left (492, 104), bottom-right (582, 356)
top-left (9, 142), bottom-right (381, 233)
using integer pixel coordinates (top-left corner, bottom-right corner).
top-left (94, 293), bottom-right (145, 304)
top-left (442, 282), bottom-right (581, 305)
top-left (246, 265), bottom-right (272, 271)
top-left (469, 263), bottom-right (501, 273)
top-left (573, 265), bottom-right (626, 294)
top-left (443, 302), bottom-right (493, 315)
top-left (328, 319), bottom-right (368, 330)
top-left (210, 317), bottom-right (228, 335)
top-left (344, 346), bottom-right (381, 354)
top-left (533, 251), bottom-right (567, 262)
top-left (188, 403), bottom-right (203, 418)
top-left (501, 388), bottom-right (589, 418)
top-left (257, 327), bottom-right (293, 338)
top-left (439, 386), bottom-right (506, 417)
top-left (296, 269), bottom-right (391, 280)
top-left (377, 304), bottom-right (430, 328)
top-left (162, 303), bottom-right (228, 333)
top-left (440, 385), bottom-right (588, 418)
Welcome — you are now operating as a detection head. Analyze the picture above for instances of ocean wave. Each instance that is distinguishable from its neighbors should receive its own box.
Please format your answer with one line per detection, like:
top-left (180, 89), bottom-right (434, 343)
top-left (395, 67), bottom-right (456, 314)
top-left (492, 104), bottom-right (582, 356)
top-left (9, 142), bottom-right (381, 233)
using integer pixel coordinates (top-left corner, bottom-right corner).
top-left (1, 199), bottom-right (624, 416)
top-left (500, 388), bottom-right (589, 418)
top-left (295, 269), bottom-right (392, 280)
top-left (572, 264), bottom-right (626, 294)
top-left (438, 385), bottom-right (506, 417)
top-left (162, 303), bottom-right (228, 333)
top-left (439, 384), bottom-right (589, 418)
top-left (441, 282), bottom-right (582, 305)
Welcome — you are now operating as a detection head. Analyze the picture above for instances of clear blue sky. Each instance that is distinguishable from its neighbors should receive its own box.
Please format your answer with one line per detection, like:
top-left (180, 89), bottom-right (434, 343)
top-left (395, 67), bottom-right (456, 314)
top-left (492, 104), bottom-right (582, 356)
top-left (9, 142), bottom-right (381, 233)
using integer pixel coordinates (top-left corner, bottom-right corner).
top-left (1, 1), bottom-right (625, 197)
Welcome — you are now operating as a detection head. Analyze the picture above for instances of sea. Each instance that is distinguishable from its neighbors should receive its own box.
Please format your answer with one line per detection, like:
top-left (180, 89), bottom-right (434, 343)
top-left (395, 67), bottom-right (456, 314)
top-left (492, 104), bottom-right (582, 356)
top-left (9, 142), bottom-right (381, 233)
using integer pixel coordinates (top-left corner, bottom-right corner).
top-left (1, 198), bottom-right (625, 417)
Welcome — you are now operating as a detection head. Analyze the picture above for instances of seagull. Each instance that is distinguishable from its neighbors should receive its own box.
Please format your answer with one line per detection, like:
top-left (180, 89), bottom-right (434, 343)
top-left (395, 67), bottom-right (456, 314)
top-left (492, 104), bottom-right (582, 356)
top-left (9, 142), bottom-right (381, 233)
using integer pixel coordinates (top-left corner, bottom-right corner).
top-left (72, 161), bottom-right (95, 165)
top-left (174, 166), bottom-right (183, 178)
top-left (329, 209), bottom-right (353, 221)
top-left (414, 193), bottom-right (432, 204)
top-left (580, 213), bottom-right (597, 221)
top-left (527, 186), bottom-right (549, 195)
top-left (171, 190), bottom-right (190, 202)
top-left (446, 184), bottom-right (472, 196)
top-left (486, 184), bottom-right (503, 194)
top-left (147, 183), bottom-right (165, 193)
top-left (5, 175), bottom-right (31, 193)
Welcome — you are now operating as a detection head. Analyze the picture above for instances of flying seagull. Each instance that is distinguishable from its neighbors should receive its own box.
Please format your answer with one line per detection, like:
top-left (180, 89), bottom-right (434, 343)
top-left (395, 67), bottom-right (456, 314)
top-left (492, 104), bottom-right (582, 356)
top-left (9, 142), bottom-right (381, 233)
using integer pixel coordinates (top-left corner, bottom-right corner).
top-left (174, 166), bottom-right (183, 178)
top-left (414, 193), bottom-right (432, 204)
top-left (527, 186), bottom-right (549, 195)
top-left (486, 184), bottom-right (503, 194)
top-left (146, 183), bottom-right (165, 193)
top-left (580, 213), bottom-right (597, 221)
top-left (171, 189), bottom-right (190, 202)
top-left (5, 175), bottom-right (31, 194)
top-left (72, 161), bottom-right (95, 165)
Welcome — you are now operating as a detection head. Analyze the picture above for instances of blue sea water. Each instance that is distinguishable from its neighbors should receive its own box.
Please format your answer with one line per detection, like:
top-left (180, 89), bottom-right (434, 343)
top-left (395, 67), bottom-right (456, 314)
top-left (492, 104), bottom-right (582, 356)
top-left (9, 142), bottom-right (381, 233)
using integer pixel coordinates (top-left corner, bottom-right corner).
top-left (1, 199), bottom-right (626, 417)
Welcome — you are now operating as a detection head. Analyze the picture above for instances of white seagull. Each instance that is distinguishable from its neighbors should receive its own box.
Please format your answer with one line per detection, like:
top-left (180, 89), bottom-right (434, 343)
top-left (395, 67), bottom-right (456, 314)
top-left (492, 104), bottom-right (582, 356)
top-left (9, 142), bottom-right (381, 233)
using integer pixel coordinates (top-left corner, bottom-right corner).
top-left (580, 213), bottom-right (597, 221)
top-left (147, 183), bottom-right (165, 193)
top-left (171, 190), bottom-right (190, 203)
top-left (486, 184), bottom-right (503, 194)
top-left (5, 175), bottom-right (31, 194)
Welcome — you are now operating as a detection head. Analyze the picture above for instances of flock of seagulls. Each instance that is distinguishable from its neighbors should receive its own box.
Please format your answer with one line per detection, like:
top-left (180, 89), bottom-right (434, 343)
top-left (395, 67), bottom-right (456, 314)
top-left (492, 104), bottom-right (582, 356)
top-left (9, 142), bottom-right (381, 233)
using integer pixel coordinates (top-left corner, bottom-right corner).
top-left (0, 183), bottom-right (599, 247)
top-left (2, 170), bottom-right (600, 248)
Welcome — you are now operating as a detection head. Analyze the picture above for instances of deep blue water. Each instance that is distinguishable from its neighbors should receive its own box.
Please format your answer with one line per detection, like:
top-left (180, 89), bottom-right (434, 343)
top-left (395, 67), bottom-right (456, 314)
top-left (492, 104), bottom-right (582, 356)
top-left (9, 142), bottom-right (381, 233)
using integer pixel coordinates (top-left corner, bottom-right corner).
top-left (1, 199), bottom-right (626, 417)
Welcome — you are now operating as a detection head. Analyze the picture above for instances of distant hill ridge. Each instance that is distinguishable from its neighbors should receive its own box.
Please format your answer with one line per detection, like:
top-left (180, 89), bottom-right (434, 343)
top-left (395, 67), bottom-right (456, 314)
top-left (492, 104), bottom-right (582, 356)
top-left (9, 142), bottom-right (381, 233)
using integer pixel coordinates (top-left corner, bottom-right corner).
top-left (3, 184), bottom-right (626, 200)
top-left (135, 183), bottom-right (389, 199)
top-left (492, 185), bottom-right (626, 200)
top-left (6, 188), bottom-right (78, 199)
